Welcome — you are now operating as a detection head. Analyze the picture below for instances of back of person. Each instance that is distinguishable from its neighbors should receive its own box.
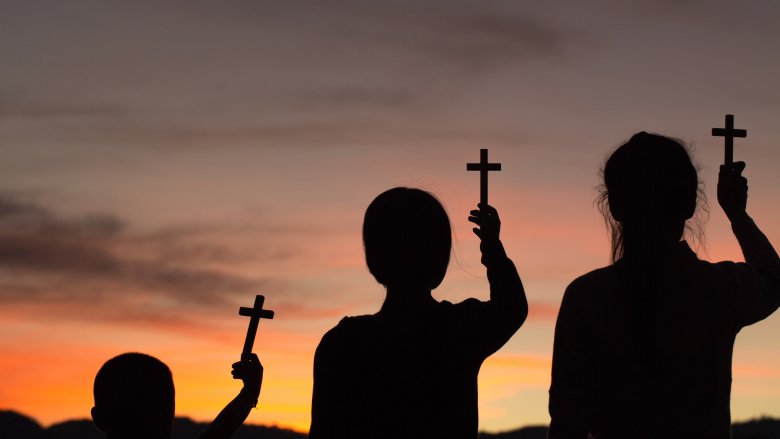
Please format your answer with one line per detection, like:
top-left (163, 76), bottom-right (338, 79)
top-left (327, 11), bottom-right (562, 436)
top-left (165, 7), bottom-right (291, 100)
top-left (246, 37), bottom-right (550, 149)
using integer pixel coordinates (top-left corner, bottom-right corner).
top-left (310, 188), bottom-right (527, 439)
top-left (563, 250), bottom-right (757, 436)
top-left (549, 132), bottom-right (780, 438)
top-left (326, 309), bottom-right (481, 438)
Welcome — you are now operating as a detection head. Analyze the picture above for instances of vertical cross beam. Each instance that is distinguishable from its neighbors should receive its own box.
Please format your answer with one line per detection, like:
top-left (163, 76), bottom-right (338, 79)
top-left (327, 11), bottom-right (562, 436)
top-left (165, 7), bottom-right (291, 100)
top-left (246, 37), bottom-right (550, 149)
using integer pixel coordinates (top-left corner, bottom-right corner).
top-left (239, 295), bottom-right (274, 359)
top-left (712, 114), bottom-right (747, 165)
top-left (467, 148), bottom-right (501, 208)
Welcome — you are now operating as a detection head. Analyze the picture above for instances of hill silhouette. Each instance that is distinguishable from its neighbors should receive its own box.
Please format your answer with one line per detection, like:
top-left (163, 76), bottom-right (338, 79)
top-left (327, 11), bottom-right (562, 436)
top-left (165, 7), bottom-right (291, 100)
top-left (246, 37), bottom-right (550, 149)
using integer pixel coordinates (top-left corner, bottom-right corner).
top-left (3, 410), bottom-right (779, 438)
top-left (0, 410), bottom-right (305, 439)
top-left (479, 425), bottom-right (548, 439)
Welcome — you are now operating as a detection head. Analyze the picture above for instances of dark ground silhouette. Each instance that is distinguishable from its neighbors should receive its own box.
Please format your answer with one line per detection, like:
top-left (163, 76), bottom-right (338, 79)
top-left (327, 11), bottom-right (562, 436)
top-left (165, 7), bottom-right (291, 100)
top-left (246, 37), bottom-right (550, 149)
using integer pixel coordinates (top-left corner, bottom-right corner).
top-left (0, 411), bottom-right (306, 439)
top-left (3, 411), bottom-right (778, 439)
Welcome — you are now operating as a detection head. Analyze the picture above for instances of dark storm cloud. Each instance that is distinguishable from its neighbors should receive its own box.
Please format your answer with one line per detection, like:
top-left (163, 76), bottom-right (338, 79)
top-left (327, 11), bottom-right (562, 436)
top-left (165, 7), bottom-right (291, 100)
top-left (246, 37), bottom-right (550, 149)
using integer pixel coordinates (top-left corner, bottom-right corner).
top-left (0, 193), bottom-right (266, 306)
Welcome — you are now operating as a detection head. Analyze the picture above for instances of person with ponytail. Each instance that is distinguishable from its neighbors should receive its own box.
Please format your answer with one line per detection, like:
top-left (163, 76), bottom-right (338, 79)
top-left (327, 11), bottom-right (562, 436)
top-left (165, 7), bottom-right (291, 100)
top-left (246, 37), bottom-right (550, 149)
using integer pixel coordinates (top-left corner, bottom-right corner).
top-left (548, 132), bottom-right (780, 438)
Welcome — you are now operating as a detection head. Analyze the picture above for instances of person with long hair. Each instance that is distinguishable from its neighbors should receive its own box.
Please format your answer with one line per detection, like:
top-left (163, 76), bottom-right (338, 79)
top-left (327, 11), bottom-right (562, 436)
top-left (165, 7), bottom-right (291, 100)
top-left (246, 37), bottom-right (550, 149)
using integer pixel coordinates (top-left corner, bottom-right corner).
top-left (548, 132), bottom-right (780, 438)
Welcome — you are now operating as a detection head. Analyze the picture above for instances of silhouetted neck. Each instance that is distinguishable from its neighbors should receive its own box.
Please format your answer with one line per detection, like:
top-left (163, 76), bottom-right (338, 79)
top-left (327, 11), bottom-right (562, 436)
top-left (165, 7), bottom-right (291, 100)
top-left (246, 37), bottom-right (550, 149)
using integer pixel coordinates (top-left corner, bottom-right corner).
top-left (621, 219), bottom-right (687, 258)
top-left (381, 286), bottom-right (436, 314)
top-left (624, 238), bottom-right (680, 255)
top-left (620, 239), bottom-right (694, 266)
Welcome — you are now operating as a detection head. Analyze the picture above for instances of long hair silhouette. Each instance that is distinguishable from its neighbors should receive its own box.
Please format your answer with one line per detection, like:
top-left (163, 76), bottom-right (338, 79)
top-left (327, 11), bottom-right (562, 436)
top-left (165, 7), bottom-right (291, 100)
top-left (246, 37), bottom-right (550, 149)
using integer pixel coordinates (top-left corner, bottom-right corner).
top-left (597, 132), bottom-right (701, 367)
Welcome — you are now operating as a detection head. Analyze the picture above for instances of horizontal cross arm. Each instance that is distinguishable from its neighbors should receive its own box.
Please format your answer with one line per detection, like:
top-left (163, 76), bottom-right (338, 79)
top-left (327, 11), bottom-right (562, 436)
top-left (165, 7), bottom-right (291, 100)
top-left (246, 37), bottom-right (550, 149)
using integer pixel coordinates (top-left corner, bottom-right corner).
top-left (712, 128), bottom-right (747, 137)
top-left (239, 307), bottom-right (275, 319)
top-left (466, 163), bottom-right (502, 171)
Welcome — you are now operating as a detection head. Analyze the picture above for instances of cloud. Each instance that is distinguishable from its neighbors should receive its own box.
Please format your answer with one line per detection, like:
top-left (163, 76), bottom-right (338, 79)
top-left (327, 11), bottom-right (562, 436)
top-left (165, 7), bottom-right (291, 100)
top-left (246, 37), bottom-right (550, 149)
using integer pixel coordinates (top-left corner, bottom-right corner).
top-left (733, 363), bottom-right (780, 379)
top-left (527, 301), bottom-right (560, 322)
top-left (414, 12), bottom-right (566, 71)
top-left (0, 193), bottom-right (267, 310)
top-left (291, 87), bottom-right (416, 112)
top-left (0, 98), bottom-right (126, 121)
top-left (0, 1), bottom-right (573, 154)
top-left (272, 301), bottom-right (357, 320)
top-left (487, 353), bottom-right (552, 370)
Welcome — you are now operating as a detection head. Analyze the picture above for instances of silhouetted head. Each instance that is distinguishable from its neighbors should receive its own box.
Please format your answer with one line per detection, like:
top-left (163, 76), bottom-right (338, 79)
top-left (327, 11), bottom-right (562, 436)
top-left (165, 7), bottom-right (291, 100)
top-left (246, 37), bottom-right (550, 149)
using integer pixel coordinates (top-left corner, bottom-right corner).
top-left (363, 187), bottom-right (451, 290)
top-left (599, 132), bottom-right (700, 261)
top-left (92, 353), bottom-right (175, 439)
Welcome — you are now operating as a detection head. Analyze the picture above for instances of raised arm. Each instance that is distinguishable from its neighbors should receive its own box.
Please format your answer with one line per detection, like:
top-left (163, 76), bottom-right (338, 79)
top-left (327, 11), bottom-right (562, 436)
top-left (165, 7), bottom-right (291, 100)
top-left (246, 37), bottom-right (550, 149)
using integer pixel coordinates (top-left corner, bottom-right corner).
top-left (718, 161), bottom-right (780, 325)
top-left (468, 204), bottom-right (528, 353)
top-left (198, 354), bottom-right (263, 439)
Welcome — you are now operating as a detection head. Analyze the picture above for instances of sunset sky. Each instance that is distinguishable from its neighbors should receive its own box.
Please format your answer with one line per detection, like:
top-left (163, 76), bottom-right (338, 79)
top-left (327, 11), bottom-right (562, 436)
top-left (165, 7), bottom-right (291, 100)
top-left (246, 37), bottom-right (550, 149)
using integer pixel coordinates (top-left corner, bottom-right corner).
top-left (2, 0), bottom-right (780, 433)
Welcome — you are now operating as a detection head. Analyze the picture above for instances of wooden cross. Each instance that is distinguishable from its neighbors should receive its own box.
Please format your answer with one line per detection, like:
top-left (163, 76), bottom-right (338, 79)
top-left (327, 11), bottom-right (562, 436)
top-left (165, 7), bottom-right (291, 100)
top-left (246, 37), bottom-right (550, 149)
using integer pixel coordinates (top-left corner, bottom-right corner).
top-left (467, 148), bottom-right (501, 208)
top-left (712, 114), bottom-right (747, 164)
top-left (239, 295), bottom-right (274, 359)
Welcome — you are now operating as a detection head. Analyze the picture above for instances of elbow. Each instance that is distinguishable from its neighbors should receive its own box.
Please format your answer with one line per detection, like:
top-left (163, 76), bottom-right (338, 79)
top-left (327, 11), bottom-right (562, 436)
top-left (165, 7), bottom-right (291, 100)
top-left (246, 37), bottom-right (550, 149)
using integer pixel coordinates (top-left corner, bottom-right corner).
top-left (516, 300), bottom-right (529, 330)
top-left (507, 296), bottom-right (528, 332)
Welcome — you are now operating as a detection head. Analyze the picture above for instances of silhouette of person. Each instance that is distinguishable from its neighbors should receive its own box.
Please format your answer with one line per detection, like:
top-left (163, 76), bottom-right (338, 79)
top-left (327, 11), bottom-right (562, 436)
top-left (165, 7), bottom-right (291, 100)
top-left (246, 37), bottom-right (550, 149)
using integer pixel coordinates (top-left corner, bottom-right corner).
top-left (309, 187), bottom-right (528, 439)
top-left (91, 352), bottom-right (262, 439)
top-left (548, 132), bottom-right (780, 438)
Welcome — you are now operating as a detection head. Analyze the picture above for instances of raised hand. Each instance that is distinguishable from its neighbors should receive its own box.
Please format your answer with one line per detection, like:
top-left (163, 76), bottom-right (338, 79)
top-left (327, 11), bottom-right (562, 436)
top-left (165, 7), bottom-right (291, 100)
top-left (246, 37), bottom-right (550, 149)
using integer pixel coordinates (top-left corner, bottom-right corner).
top-left (468, 204), bottom-right (502, 266)
top-left (718, 161), bottom-right (749, 222)
top-left (199, 354), bottom-right (265, 439)
top-left (468, 203), bottom-right (501, 241)
top-left (232, 353), bottom-right (263, 400)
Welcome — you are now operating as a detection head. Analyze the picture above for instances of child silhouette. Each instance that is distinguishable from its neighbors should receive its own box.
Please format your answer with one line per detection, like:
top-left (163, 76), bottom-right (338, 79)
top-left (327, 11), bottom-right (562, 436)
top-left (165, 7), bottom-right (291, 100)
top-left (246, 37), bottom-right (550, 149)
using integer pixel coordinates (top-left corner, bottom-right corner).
top-left (548, 132), bottom-right (780, 438)
top-left (91, 352), bottom-right (262, 439)
top-left (309, 187), bottom-right (528, 439)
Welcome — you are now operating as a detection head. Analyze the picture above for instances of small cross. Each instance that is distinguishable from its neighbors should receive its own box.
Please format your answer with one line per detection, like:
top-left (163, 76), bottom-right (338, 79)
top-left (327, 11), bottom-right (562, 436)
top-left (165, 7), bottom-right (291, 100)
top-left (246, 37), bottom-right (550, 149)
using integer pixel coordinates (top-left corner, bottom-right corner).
top-left (712, 114), bottom-right (747, 164)
top-left (239, 295), bottom-right (274, 359)
top-left (467, 148), bottom-right (501, 208)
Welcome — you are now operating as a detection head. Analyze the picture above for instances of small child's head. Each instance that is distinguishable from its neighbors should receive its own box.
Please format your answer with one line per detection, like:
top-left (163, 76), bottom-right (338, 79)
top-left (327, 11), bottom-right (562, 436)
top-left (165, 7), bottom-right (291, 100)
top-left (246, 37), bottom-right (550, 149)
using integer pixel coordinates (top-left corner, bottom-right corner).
top-left (91, 353), bottom-right (175, 439)
top-left (363, 187), bottom-right (451, 290)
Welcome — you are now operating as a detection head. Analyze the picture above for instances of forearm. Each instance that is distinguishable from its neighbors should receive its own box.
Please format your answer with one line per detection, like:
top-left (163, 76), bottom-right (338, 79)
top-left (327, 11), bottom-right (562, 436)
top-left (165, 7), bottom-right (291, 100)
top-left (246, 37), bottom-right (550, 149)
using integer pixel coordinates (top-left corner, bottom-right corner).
top-left (731, 213), bottom-right (780, 267)
top-left (731, 213), bottom-right (780, 320)
top-left (198, 388), bottom-right (258, 439)
top-left (484, 238), bottom-right (528, 326)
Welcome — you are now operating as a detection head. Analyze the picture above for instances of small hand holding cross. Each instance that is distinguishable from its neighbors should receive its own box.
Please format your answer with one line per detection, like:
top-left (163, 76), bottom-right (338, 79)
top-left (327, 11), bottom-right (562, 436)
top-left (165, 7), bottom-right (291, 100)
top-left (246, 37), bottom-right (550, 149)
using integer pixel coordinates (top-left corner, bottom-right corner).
top-left (718, 161), bottom-right (749, 223)
top-left (468, 203), bottom-right (502, 266)
top-left (231, 353), bottom-right (263, 402)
